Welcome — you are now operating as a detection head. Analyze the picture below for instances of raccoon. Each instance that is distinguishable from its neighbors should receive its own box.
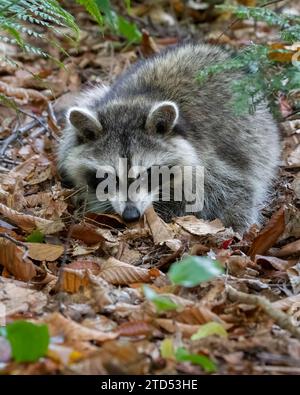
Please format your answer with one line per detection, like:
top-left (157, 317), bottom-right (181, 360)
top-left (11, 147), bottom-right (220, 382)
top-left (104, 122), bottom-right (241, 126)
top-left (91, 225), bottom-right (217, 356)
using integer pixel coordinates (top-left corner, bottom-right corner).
top-left (57, 43), bottom-right (280, 232)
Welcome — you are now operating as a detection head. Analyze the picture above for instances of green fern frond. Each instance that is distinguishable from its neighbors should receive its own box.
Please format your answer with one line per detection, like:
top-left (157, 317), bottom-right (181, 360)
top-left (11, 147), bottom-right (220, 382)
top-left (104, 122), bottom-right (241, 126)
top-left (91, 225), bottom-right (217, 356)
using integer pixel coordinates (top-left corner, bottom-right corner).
top-left (0, 0), bottom-right (79, 63)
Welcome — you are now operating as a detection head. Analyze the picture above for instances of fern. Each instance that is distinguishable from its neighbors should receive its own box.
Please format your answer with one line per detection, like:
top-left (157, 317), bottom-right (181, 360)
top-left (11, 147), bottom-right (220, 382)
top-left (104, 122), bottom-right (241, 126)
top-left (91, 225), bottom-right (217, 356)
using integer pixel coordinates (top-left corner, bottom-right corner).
top-left (0, 0), bottom-right (79, 61)
top-left (199, 2), bottom-right (300, 115)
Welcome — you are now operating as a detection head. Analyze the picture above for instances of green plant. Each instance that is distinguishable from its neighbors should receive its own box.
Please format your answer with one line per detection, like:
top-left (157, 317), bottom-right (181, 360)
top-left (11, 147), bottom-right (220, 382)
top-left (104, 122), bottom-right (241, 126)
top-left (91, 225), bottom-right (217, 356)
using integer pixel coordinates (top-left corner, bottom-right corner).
top-left (198, 1), bottom-right (300, 115)
top-left (0, 1), bottom-right (140, 64)
top-left (0, 0), bottom-right (79, 63)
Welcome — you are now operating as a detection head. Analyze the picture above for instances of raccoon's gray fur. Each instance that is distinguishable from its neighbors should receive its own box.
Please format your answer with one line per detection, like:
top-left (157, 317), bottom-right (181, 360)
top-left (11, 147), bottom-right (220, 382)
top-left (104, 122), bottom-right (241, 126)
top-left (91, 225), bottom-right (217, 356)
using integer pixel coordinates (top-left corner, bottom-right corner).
top-left (58, 43), bottom-right (280, 232)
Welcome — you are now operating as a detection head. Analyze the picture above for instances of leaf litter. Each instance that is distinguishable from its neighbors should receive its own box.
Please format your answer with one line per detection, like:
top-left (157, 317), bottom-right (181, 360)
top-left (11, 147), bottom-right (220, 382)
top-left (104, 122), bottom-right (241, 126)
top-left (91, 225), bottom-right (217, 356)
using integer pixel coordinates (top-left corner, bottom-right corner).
top-left (0, 0), bottom-right (300, 376)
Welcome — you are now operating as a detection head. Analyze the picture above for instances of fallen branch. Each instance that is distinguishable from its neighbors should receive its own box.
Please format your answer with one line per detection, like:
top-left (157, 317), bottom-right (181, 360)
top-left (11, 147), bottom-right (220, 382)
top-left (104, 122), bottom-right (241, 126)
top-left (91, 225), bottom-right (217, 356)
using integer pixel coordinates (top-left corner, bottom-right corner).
top-left (226, 284), bottom-right (300, 340)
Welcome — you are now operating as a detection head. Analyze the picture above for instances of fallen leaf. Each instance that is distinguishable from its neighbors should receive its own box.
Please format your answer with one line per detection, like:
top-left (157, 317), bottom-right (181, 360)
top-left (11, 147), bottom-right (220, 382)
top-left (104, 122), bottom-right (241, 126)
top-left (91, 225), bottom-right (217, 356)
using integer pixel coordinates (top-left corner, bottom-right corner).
top-left (160, 338), bottom-right (175, 360)
top-left (58, 268), bottom-right (90, 293)
top-left (272, 294), bottom-right (300, 310)
top-left (190, 322), bottom-right (228, 340)
top-left (0, 277), bottom-right (47, 316)
top-left (117, 321), bottom-right (153, 337)
top-left (25, 243), bottom-right (64, 261)
top-left (70, 222), bottom-right (105, 245)
top-left (140, 29), bottom-right (159, 57)
top-left (145, 206), bottom-right (174, 244)
top-left (175, 216), bottom-right (225, 236)
top-left (0, 237), bottom-right (36, 281)
top-left (0, 203), bottom-right (64, 234)
top-left (68, 340), bottom-right (149, 374)
top-left (6, 320), bottom-right (49, 363)
top-left (45, 313), bottom-right (119, 346)
top-left (98, 257), bottom-right (163, 285)
top-left (255, 255), bottom-right (295, 270)
top-left (155, 318), bottom-right (200, 337)
top-left (249, 207), bottom-right (286, 259)
top-left (275, 239), bottom-right (300, 258)
top-left (287, 263), bottom-right (300, 294)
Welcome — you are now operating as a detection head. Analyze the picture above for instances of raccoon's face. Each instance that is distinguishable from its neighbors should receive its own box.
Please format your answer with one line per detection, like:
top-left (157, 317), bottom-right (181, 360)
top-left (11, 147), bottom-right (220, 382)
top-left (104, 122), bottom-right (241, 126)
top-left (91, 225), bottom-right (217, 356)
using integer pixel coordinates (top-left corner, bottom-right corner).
top-left (59, 100), bottom-right (199, 222)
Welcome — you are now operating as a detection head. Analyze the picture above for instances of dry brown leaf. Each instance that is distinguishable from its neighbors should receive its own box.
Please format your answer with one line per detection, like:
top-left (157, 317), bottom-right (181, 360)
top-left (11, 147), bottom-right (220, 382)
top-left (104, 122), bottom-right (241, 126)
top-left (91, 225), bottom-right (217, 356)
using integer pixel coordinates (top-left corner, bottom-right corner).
top-left (275, 239), bottom-right (300, 258)
top-left (145, 206), bottom-right (174, 244)
top-left (86, 213), bottom-right (126, 229)
top-left (97, 257), bottom-right (163, 285)
top-left (140, 29), bottom-right (159, 57)
top-left (272, 294), bottom-right (300, 310)
top-left (175, 305), bottom-right (228, 327)
top-left (0, 237), bottom-right (36, 281)
top-left (45, 312), bottom-right (119, 345)
top-left (0, 81), bottom-right (47, 105)
top-left (1, 156), bottom-right (39, 187)
top-left (117, 321), bottom-right (153, 337)
top-left (71, 243), bottom-right (102, 256)
top-left (25, 242), bottom-right (64, 261)
top-left (0, 202), bottom-right (64, 234)
top-left (249, 207), bottom-right (286, 259)
top-left (59, 268), bottom-right (90, 293)
top-left (70, 222), bottom-right (105, 245)
top-left (68, 340), bottom-right (149, 375)
top-left (0, 277), bottom-right (47, 316)
top-left (155, 318), bottom-right (200, 337)
top-left (175, 216), bottom-right (225, 236)
top-left (58, 260), bottom-right (101, 293)
top-left (287, 263), bottom-right (300, 294)
top-left (255, 255), bottom-right (295, 271)
top-left (27, 166), bottom-right (52, 185)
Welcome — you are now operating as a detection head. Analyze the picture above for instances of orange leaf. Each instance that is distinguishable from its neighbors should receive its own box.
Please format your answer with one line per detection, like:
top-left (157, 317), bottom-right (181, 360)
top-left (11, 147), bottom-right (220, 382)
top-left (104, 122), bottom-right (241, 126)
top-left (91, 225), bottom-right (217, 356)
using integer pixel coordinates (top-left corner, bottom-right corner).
top-left (70, 223), bottom-right (105, 245)
top-left (0, 238), bottom-right (36, 281)
top-left (59, 268), bottom-right (90, 293)
top-left (249, 207), bottom-right (286, 260)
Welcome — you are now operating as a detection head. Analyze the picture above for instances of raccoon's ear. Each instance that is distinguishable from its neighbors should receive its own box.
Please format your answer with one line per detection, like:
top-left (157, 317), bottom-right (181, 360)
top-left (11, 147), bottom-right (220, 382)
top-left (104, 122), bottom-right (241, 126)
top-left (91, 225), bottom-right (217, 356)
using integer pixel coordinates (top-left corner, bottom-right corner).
top-left (67, 107), bottom-right (102, 141)
top-left (146, 101), bottom-right (179, 135)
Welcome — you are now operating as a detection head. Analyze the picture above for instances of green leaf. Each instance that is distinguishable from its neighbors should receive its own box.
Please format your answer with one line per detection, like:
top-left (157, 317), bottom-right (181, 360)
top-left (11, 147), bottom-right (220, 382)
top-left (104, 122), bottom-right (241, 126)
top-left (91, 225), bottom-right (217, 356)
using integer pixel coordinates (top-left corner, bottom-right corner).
top-left (97, 0), bottom-right (116, 29)
top-left (25, 229), bottom-right (45, 243)
top-left (76, 0), bottom-right (103, 26)
top-left (191, 322), bottom-right (228, 341)
top-left (175, 347), bottom-right (217, 373)
top-left (6, 321), bottom-right (49, 363)
top-left (143, 285), bottom-right (179, 313)
top-left (115, 15), bottom-right (141, 43)
top-left (168, 256), bottom-right (224, 287)
top-left (160, 338), bottom-right (175, 359)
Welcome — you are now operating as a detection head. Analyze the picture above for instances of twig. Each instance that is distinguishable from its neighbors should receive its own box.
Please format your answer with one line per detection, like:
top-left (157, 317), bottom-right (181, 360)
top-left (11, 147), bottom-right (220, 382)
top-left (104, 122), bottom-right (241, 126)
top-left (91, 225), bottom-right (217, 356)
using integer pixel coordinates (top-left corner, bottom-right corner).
top-left (0, 119), bottom-right (37, 157)
top-left (18, 109), bottom-right (48, 130)
top-left (47, 101), bottom-right (58, 126)
top-left (226, 284), bottom-right (300, 340)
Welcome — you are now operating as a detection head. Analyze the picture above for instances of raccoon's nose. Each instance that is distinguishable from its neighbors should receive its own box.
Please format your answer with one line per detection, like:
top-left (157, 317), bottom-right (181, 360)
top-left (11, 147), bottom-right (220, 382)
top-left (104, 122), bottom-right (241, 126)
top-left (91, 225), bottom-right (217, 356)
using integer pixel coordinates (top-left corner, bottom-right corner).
top-left (122, 205), bottom-right (140, 222)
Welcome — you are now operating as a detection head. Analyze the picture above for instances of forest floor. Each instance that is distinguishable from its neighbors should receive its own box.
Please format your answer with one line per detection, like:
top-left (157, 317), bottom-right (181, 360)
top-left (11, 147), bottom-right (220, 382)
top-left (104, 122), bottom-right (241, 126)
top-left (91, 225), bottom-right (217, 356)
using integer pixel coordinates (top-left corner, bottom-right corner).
top-left (0, 1), bottom-right (300, 375)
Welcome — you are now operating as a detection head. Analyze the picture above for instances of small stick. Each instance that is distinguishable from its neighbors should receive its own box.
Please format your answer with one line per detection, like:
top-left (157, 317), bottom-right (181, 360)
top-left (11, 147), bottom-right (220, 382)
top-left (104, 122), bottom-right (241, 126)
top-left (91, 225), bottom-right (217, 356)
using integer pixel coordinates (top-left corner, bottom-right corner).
top-left (226, 284), bottom-right (300, 340)
top-left (0, 119), bottom-right (37, 157)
